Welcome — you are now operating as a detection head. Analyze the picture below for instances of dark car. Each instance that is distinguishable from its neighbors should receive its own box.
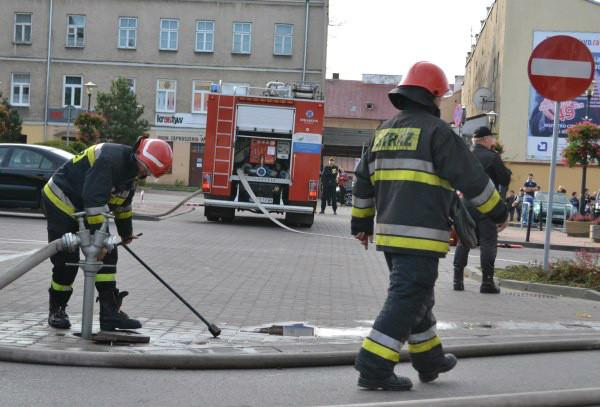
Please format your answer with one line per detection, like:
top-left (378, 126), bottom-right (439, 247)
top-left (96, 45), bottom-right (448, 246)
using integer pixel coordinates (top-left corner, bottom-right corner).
top-left (0, 144), bottom-right (73, 210)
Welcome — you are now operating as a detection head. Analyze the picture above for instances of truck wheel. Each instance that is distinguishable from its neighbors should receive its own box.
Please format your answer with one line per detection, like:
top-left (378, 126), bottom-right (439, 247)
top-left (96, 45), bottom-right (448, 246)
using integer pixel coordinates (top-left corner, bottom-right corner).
top-left (205, 207), bottom-right (235, 222)
top-left (285, 213), bottom-right (314, 228)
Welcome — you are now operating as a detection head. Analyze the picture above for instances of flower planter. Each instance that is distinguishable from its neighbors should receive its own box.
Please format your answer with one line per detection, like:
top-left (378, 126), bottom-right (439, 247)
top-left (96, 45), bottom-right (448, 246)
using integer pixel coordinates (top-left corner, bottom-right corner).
top-left (591, 224), bottom-right (600, 243)
top-left (565, 220), bottom-right (591, 237)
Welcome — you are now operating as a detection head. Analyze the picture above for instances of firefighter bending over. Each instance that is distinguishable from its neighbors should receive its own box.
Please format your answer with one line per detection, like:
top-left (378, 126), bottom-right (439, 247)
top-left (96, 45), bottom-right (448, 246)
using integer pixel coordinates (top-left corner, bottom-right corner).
top-left (351, 62), bottom-right (508, 390)
top-left (43, 136), bottom-right (173, 331)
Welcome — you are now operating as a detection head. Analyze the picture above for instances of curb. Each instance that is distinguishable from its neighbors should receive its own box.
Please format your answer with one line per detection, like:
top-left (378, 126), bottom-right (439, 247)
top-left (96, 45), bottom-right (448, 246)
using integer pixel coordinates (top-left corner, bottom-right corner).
top-left (0, 338), bottom-right (599, 370)
top-left (464, 267), bottom-right (600, 301)
top-left (497, 239), bottom-right (592, 252)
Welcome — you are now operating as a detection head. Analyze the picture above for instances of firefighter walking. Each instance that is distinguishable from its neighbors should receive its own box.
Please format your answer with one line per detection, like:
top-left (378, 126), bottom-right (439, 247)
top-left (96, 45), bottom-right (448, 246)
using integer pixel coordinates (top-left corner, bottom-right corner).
top-left (351, 62), bottom-right (508, 390)
top-left (43, 136), bottom-right (173, 331)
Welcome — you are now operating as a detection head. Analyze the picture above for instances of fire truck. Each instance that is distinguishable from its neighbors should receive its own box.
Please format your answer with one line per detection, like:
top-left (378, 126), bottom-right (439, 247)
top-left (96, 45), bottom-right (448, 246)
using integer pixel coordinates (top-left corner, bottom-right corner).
top-left (201, 82), bottom-right (324, 227)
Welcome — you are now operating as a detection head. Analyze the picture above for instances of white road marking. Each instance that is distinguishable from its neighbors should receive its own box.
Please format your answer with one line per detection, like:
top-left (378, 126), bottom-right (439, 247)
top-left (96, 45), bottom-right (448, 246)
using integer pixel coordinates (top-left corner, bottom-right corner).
top-left (447, 250), bottom-right (530, 264)
top-left (0, 238), bottom-right (47, 244)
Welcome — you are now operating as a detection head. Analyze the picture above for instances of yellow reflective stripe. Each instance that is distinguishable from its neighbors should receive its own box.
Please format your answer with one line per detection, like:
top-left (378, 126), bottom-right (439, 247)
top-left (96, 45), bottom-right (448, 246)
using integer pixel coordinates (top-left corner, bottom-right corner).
top-left (407, 336), bottom-right (442, 354)
top-left (375, 235), bottom-right (449, 253)
top-left (87, 146), bottom-right (97, 166)
top-left (115, 210), bottom-right (133, 220)
top-left (43, 184), bottom-right (75, 215)
top-left (362, 338), bottom-right (400, 362)
top-left (86, 214), bottom-right (105, 225)
top-left (477, 189), bottom-right (501, 214)
top-left (95, 274), bottom-right (116, 282)
top-left (109, 196), bottom-right (127, 205)
top-left (352, 207), bottom-right (375, 218)
top-left (51, 281), bottom-right (72, 291)
top-left (370, 170), bottom-right (453, 191)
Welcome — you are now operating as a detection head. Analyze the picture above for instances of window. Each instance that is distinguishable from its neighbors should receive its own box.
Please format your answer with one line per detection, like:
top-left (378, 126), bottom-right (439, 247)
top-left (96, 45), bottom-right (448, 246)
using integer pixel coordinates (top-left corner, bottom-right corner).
top-left (192, 81), bottom-right (211, 113)
top-left (118, 17), bottom-right (137, 49)
top-left (8, 148), bottom-right (44, 170)
top-left (63, 75), bottom-right (83, 107)
top-left (0, 147), bottom-right (9, 166)
top-left (160, 19), bottom-right (179, 50)
top-left (232, 22), bottom-right (251, 54)
top-left (126, 78), bottom-right (136, 94)
top-left (156, 79), bottom-right (176, 112)
top-left (195, 20), bottom-right (214, 52)
top-left (14, 13), bottom-right (32, 44)
top-left (66, 15), bottom-right (85, 47)
top-left (274, 23), bottom-right (293, 55)
top-left (11, 73), bottom-right (30, 106)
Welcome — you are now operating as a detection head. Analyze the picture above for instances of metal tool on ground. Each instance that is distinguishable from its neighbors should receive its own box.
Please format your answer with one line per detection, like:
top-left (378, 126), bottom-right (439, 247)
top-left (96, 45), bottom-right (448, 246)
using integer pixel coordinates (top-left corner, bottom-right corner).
top-left (120, 244), bottom-right (221, 338)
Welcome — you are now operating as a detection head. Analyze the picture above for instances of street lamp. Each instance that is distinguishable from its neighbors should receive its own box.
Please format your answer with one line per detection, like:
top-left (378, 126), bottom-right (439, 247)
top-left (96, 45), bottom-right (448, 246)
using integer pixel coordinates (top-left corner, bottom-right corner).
top-left (486, 110), bottom-right (498, 130)
top-left (84, 81), bottom-right (97, 112)
top-left (584, 80), bottom-right (595, 121)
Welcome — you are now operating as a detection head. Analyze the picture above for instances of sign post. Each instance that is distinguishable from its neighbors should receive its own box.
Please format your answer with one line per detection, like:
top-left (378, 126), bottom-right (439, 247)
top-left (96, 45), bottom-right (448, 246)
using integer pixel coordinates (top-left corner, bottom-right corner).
top-left (527, 35), bottom-right (595, 271)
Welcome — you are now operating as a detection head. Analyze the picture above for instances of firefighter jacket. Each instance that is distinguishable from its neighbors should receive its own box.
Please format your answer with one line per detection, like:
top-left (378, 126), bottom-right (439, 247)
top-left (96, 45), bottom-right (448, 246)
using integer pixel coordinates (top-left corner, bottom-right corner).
top-left (42, 143), bottom-right (138, 237)
top-left (351, 107), bottom-right (508, 258)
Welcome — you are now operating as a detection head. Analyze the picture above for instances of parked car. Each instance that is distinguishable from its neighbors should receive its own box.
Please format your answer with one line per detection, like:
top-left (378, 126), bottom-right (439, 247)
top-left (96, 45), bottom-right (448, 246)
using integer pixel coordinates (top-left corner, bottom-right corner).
top-left (594, 191), bottom-right (600, 217)
top-left (532, 191), bottom-right (573, 224)
top-left (0, 144), bottom-right (73, 210)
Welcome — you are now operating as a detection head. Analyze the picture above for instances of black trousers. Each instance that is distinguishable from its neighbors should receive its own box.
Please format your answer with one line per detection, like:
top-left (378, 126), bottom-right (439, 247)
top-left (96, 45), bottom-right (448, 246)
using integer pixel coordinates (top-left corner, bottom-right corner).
top-left (321, 185), bottom-right (337, 212)
top-left (453, 216), bottom-right (498, 278)
top-left (355, 253), bottom-right (445, 378)
top-left (42, 194), bottom-right (118, 295)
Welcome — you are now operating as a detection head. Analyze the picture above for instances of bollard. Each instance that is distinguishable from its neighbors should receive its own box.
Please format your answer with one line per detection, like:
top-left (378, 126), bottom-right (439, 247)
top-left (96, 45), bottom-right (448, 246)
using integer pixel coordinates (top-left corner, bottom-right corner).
top-left (526, 202), bottom-right (534, 242)
top-left (539, 202), bottom-right (544, 231)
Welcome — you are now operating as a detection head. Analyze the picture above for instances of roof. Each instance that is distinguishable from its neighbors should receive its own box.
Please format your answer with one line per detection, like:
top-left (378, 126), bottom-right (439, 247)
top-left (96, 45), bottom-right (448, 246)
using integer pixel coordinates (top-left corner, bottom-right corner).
top-left (324, 79), bottom-right (398, 120)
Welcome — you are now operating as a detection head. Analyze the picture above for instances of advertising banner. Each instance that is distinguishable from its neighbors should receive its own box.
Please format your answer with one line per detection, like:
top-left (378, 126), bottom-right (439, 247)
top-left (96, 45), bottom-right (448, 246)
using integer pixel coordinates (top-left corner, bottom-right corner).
top-left (155, 112), bottom-right (206, 129)
top-left (527, 31), bottom-right (600, 160)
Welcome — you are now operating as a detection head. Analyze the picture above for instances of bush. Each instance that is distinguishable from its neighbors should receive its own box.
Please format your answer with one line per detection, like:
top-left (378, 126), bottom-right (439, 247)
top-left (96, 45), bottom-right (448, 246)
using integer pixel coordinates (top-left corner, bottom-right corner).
top-left (497, 248), bottom-right (600, 290)
top-left (36, 140), bottom-right (88, 155)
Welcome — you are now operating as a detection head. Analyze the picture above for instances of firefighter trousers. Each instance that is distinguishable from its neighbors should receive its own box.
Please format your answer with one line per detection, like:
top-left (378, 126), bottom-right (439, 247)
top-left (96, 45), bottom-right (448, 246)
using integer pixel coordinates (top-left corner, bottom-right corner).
top-left (355, 253), bottom-right (445, 378)
top-left (42, 194), bottom-right (118, 297)
top-left (320, 185), bottom-right (337, 212)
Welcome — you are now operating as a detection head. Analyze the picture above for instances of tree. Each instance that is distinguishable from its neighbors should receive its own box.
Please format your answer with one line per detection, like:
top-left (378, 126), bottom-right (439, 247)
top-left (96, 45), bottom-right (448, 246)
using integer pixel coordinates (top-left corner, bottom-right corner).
top-left (0, 92), bottom-right (24, 143)
top-left (562, 121), bottom-right (600, 214)
top-left (95, 78), bottom-right (149, 145)
top-left (74, 112), bottom-right (106, 145)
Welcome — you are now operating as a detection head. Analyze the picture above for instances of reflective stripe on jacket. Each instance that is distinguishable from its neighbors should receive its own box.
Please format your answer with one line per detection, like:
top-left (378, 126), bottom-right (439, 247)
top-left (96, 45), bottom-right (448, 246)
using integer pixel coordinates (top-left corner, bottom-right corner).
top-left (351, 108), bottom-right (507, 258)
top-left (42, 143), bottom-right (138, 237)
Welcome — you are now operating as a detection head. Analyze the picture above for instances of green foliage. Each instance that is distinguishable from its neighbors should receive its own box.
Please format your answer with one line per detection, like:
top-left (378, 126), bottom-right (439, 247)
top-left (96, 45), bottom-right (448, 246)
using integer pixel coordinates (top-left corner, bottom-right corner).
top-left (74, 112), bottom-right (106, 145)
top-left (95, 78), bottom-right (149, 145)
top-left (496, 248), bottom-right (600, 290)
top-left (36, 139), bottom-right (88, 155)
top-left (562, 122), bottom-right (600, 167)
top-left (0, 92), bottom-right (24, 143)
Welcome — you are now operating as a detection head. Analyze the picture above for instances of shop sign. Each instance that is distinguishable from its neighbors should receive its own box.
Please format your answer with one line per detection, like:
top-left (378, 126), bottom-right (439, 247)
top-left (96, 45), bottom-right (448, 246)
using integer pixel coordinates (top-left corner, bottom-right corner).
top-left (155, 112), bottom-right (206, 129)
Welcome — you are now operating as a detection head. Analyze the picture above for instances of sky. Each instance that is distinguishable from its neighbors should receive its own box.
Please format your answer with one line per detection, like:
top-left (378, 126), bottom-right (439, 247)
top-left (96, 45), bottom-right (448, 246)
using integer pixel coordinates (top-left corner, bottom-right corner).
top-left (326, 0), bottom-right (495, 83)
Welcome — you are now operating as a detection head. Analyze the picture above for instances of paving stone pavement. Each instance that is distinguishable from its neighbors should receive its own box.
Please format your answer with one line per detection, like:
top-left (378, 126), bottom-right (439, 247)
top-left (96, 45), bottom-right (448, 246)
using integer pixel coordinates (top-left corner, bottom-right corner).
top-left (1, 191), bottom-right (600, 355)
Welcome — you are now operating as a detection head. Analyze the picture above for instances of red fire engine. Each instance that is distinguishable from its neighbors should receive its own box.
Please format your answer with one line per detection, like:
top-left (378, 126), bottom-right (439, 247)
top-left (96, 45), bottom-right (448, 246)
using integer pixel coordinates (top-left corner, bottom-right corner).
top-left (201, 83), bottom-right (324, 227)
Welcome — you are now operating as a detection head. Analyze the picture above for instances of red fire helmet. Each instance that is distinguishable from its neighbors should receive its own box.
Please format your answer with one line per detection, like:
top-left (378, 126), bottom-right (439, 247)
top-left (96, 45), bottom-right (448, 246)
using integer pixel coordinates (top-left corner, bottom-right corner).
top-left (400, 61), bottom-right (449, 97)
top-left (135, 138), bottom-right (173, 178)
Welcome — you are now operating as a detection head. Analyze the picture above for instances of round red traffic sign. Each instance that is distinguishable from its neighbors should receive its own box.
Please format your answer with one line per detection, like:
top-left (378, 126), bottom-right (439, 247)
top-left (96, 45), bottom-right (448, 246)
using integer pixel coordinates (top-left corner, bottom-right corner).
top-left (528, 35), bottom-right (595, 101)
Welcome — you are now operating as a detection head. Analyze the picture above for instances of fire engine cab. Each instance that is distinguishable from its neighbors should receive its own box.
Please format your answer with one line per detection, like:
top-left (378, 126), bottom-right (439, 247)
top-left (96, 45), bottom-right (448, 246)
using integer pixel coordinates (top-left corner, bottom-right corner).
top-left (201, 82), bottom-right (324, 227)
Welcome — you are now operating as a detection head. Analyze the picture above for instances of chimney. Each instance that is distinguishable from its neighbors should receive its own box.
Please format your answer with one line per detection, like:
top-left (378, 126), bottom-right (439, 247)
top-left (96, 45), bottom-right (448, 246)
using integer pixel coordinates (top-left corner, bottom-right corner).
top-left (332, 73), bottom-right (340, 80)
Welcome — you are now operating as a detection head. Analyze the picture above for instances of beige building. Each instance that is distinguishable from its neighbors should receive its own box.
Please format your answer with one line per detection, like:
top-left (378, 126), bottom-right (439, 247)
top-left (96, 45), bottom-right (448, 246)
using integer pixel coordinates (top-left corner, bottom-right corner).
top-left (0, 0), bottom-right (328, 186)
top-left (462, 0), bottom-right (600, 195)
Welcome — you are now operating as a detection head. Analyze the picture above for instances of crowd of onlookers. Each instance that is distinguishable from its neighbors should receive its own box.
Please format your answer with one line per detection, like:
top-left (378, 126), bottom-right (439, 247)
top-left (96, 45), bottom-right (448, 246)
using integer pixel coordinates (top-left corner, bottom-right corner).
top-left (503, 173), bottom-right (599, 223)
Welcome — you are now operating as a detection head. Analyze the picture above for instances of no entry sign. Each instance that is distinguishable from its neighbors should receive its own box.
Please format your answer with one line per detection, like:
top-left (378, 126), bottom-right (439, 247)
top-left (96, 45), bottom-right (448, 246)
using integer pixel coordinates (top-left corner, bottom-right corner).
top-left (528, 35), bottom-right (595, 101)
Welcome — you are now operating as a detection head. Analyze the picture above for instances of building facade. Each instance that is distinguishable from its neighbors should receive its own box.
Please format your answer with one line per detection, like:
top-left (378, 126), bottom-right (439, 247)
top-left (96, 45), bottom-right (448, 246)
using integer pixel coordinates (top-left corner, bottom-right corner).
top-left (323, 74), bottom-right (398, 171)
top-left (0, 0), bottom-right (328, 186)
top-left (462, 0), bottom-right (600, 194)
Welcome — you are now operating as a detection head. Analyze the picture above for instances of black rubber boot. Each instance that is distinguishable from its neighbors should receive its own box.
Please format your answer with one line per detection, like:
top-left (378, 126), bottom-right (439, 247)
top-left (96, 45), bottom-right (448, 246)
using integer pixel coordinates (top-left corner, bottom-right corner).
top-left (480, 274), bottom-right (501, 294)
top-left (418, 354), bottom-right (457, 383)
top-left (98, 289), bottom-right (142, 331)
top-left (358, 373), bottom-right (413, 391)
top-left (453, 267), bottom-right (464, 291)
top-left (48, 288), bottom-right (72, 329)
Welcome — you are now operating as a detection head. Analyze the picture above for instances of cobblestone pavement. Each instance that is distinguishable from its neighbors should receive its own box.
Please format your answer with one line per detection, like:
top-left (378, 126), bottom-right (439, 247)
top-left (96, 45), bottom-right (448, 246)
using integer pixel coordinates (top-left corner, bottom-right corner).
top-left (1, 191), bottom-right (600, 354)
